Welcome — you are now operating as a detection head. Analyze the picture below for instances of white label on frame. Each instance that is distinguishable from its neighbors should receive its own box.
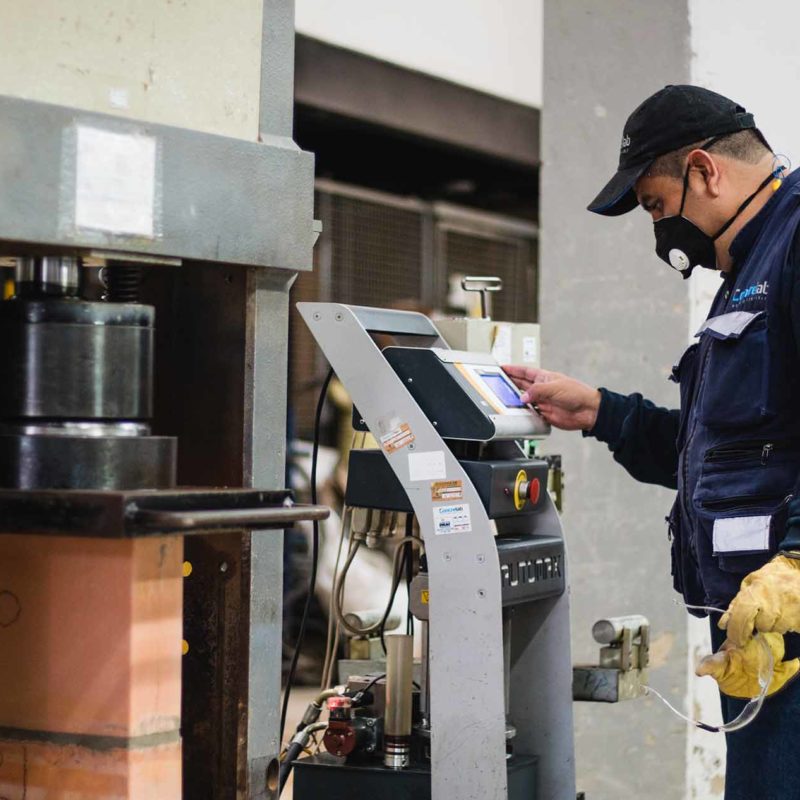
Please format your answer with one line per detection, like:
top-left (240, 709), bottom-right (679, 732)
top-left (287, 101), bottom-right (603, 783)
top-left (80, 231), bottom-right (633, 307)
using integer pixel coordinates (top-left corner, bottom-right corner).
top-left (408, 450), bottom-right (446, 481)
top-left (432, 503), bottom-right (472, 535)
top-left (75, 126), bottom-right (156, 236)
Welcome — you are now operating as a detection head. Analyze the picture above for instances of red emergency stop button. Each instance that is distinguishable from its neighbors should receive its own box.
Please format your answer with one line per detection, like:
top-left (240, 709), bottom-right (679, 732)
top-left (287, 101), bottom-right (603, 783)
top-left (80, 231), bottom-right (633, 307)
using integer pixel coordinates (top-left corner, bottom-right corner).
top-left (514, 472), bottom-right (542, 510)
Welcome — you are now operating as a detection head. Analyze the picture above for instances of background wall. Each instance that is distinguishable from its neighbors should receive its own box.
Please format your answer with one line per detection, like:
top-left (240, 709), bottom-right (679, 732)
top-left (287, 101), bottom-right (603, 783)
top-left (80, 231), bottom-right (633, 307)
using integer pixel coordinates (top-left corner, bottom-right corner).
top-left (0, 0), bottom-right (263, 139)
top-left (295, 0), bottom-right (542, 107)
top-left (541, 2), bottom-right (692, 797)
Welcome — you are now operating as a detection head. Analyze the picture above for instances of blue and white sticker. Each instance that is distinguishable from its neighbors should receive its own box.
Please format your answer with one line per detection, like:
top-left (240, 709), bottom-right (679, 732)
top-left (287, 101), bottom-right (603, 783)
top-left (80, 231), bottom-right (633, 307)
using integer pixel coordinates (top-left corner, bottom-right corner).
top-left (432, 503), bottom-right (472, 535)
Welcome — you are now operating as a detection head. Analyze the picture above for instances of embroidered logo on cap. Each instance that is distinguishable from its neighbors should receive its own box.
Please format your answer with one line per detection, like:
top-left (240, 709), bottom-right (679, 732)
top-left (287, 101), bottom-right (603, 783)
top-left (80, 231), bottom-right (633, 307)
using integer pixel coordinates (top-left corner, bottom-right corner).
top-left (620, 134), bottom-right (631, 154)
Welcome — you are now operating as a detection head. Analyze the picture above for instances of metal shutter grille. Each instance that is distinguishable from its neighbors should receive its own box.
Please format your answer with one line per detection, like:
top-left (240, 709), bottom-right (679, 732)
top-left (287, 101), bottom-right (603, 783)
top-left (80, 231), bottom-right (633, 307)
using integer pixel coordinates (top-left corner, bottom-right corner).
top-left (330, 194), bottom-right (423, 306)
top-left (443, 230), bottom-right (536, 323)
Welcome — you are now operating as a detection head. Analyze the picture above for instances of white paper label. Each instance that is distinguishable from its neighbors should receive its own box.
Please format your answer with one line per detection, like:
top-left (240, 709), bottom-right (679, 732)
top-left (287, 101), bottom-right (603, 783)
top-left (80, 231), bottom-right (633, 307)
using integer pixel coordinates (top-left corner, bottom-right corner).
top-left (491, 324), bottom-right (513, 365)
top-left (75, 126), bottom-right (156, 236)
top-left (522, 336), bottom-right (539, 364)
top-left (433, 503), bottom-right (472, 535)
top-left (712, 515), bottom-right (771, 554)
top-left (408, 450), bottom-right (446, 481)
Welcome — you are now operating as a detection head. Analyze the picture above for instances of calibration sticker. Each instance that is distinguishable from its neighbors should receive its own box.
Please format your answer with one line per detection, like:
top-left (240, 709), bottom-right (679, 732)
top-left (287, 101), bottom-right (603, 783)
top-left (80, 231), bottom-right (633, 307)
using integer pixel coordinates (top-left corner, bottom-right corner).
top-left (430, 480), bottom-right (464, 502)
top-left (432, 503), bottom-right (472, 535)
top-left (379, 422), bottom-right (415, 453)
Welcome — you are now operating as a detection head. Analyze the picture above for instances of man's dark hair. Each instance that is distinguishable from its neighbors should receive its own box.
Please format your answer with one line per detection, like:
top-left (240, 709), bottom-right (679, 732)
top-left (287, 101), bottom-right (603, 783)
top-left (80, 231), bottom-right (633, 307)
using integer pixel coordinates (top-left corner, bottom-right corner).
top-left (648, 129), bottom-right (771, 178)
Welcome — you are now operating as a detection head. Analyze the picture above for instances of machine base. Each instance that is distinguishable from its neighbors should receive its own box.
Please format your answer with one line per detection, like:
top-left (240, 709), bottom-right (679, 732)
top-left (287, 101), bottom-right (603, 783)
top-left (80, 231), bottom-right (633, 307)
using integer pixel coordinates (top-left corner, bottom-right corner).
top-left (292, 753), bottom-right (537, 800)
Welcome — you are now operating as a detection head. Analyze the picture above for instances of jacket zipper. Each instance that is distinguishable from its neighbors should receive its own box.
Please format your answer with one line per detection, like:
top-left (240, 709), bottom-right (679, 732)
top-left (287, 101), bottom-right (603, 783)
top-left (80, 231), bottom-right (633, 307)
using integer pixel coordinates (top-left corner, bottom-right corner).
top-left (681, 345), bottom-right (714, 522)
top-left (701, 492), bottom-right (781, 511)
top-left (704, 439), bottom-right (800, 465)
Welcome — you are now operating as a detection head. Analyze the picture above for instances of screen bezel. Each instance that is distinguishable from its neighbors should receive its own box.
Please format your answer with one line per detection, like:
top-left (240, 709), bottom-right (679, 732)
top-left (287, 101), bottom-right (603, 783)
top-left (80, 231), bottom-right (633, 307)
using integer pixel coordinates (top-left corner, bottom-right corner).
top-left (458, 364), bottom-right (531, 416)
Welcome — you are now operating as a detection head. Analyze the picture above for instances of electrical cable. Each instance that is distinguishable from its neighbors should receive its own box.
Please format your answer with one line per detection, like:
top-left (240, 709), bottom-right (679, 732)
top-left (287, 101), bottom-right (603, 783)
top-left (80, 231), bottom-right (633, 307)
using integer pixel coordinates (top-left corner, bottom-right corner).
top-left (320, 503), bottom-right (352, 690)
top-left (333, 535), bottom-right (423, 639)
top-left (279, 367), bottom-right (334, 747)
top-left (380, 537), bottom-right (421, 653)
top-left (645, 602), bottom-right (775, 733)
top-left (404, 514), bottom-right (414, 636)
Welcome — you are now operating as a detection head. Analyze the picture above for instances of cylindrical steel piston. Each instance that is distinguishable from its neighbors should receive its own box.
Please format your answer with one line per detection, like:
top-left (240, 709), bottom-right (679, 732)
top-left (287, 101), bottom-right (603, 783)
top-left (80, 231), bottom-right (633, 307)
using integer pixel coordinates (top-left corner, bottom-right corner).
top-left (384, 634), bottom-right (413, 770)
top-left (0, 292), bottom-right (176, 490)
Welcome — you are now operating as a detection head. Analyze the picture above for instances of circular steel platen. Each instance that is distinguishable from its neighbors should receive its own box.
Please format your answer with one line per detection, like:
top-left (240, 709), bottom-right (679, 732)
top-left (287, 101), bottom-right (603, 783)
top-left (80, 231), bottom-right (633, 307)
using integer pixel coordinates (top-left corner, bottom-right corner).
top-left (0, 433), bottom-right (177, 490)
top-left (0, 299), bottom-right (154, 420)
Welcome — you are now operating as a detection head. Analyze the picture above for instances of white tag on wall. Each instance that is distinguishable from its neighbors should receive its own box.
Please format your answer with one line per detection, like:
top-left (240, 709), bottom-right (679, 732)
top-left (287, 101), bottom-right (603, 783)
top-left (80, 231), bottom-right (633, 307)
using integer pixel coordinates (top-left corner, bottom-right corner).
top-left (522, 336), bottom-right (539, 364)
top-left (491, 324), bottom-right (512, 365)
top-left (712, 515), bottom-right (771, 554)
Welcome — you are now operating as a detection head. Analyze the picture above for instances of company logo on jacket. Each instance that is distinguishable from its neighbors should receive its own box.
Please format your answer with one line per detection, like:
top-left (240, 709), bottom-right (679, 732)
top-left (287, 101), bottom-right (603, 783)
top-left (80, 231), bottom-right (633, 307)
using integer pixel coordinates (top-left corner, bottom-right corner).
top-left (731, 281), bottom-right (768, 304)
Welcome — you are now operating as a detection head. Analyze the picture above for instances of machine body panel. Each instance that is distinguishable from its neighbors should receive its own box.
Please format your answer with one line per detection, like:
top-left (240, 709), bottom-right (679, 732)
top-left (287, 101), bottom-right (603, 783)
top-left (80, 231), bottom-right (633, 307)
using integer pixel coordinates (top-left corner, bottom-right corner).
top-left (383, 346), bottom-right (549, 441)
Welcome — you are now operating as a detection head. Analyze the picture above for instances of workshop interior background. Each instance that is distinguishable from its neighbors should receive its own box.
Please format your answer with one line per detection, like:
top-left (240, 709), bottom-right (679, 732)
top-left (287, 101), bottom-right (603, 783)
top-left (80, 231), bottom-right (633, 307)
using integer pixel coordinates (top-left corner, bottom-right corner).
top-left (1, 1), bottom-right (799, 799)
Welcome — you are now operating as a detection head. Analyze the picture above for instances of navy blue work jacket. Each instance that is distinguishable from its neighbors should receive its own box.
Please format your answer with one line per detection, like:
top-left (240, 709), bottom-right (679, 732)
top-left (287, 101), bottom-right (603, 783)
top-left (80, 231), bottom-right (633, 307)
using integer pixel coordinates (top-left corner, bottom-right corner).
top-left (588, 168), bottom-right (800, 613)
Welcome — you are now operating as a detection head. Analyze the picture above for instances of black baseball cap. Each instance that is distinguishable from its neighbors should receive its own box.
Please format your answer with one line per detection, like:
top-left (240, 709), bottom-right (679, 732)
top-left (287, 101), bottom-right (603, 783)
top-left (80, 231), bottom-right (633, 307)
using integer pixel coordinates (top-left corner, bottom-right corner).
top-left (588, 85), bottom-right (758, 216)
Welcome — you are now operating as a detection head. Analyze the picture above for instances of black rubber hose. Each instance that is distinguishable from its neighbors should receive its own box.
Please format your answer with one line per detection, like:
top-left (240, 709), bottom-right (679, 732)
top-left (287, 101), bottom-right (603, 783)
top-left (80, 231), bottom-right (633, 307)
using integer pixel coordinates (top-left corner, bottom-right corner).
top-left (279, 368), bottom-right (334, 745)
top-left (279, 740), bottom-right (305, 793)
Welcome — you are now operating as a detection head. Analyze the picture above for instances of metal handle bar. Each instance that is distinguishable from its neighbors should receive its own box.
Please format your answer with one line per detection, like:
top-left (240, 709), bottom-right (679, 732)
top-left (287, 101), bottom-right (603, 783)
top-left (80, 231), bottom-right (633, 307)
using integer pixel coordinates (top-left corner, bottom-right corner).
top-left (129, 503), bottom-right (330, 533)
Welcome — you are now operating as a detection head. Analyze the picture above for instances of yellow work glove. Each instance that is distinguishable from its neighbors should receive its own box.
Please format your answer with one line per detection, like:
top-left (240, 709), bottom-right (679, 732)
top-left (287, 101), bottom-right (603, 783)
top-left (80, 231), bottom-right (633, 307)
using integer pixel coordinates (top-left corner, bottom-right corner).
top-left (719, 554), bottom-right (800, 647)
top-left (696, 632), bottom-right (800, 698)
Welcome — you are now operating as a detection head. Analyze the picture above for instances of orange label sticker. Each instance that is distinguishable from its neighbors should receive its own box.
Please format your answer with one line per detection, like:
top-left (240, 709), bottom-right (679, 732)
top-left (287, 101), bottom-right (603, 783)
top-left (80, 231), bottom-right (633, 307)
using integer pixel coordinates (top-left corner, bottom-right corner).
top-left (380, 422), bottom-right (415, 453)
top-left (431, 480), bottom-right (464, 502)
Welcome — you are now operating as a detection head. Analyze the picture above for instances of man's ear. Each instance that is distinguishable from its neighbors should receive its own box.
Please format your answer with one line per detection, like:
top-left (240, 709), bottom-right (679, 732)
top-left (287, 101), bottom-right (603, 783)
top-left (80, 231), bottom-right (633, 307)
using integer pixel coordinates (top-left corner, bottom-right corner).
top-left (686, 148), bottom-right (721, 198)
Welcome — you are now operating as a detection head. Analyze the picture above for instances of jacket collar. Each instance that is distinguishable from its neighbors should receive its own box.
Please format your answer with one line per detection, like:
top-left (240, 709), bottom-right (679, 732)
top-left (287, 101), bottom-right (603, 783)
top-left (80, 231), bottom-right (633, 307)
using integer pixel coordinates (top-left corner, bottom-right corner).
top-left (729, 168), bottom-right (800, 265)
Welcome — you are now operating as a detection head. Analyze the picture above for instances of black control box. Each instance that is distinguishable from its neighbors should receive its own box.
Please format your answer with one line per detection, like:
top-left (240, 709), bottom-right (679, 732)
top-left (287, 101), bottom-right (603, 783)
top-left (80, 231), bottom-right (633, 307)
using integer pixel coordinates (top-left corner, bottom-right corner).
top-left (346, 449), bottom-right (548, 519)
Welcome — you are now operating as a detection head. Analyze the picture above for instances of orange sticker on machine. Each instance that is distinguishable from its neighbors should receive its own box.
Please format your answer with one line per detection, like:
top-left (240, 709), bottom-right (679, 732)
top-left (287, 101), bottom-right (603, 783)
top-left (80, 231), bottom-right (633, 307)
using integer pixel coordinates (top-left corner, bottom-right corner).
top-left (431, 480), bottom-right (464, 502)
top-left (380, 422), bottom-right (415, 453)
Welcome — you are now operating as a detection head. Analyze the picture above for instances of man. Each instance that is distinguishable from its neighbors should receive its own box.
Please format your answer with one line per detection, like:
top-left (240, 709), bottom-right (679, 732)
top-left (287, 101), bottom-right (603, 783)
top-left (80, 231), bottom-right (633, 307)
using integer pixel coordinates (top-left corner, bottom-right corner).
top-left (506, 85), bottom-right (800, 799)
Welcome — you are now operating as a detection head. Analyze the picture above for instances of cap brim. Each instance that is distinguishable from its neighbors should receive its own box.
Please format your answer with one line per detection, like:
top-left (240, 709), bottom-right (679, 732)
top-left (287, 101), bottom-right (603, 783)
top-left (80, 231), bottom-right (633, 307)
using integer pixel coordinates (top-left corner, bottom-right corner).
top-left (587, 161), bottom-right (650, 216)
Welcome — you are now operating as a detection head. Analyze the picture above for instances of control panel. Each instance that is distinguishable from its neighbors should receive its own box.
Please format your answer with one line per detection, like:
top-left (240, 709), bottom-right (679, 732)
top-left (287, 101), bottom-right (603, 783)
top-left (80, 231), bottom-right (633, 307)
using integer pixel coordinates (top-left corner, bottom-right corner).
top-left (347, 450), bottom-right (549, 519)
top-left (382, 346), bottom-right (548, 441)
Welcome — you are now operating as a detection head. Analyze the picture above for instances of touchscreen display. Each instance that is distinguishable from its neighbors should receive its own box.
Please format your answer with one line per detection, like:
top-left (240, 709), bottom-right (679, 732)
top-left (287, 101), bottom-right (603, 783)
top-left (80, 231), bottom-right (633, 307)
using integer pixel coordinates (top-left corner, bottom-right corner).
top-left (479, 372), bottom-right (526, 408)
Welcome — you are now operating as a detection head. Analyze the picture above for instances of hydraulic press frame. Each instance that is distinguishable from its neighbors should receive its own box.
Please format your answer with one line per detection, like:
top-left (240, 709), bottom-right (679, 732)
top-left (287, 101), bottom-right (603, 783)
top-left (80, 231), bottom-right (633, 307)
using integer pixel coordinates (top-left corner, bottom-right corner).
top-left (0, 2), bottom-right (315, 795)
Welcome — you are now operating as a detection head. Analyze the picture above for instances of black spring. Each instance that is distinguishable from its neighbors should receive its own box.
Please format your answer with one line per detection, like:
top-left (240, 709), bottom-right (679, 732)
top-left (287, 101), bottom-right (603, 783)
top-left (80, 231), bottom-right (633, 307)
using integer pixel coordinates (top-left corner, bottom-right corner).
top-left (105, 264), bottom-right (143, 303)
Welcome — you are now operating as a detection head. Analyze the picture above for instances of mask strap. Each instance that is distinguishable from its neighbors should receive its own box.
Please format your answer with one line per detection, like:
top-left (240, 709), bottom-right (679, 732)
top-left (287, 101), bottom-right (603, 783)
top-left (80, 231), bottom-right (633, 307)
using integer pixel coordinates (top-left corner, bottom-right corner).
top-left (712, 170), bottom-right (780, 241)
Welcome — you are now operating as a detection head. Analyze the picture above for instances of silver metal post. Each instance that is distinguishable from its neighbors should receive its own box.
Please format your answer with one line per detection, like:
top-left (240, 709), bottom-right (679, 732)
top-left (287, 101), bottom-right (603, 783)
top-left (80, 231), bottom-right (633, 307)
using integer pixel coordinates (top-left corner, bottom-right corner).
top-left (15, 255), bottom-right (79, 297)
top-left (420, 619), bottom-right (431, 729)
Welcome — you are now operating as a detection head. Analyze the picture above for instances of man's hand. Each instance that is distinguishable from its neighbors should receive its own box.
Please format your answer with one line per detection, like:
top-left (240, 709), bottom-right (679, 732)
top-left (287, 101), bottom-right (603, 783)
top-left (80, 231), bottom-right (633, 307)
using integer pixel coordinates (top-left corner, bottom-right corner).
top-left (696, 632), bottom-right (800, 698)
top-left (503, 366), bottom-right (601, 432)
top-left (719, 555), bottom-right (800, 647)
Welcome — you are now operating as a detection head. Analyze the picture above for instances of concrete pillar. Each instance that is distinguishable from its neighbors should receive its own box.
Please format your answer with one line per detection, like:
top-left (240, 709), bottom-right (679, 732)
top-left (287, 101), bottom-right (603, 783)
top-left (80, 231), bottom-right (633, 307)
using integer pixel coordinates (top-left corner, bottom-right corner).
top-left (541, 2), bottom-right (691, 797)
top-left (0, 535), bottom-right (183, 798)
